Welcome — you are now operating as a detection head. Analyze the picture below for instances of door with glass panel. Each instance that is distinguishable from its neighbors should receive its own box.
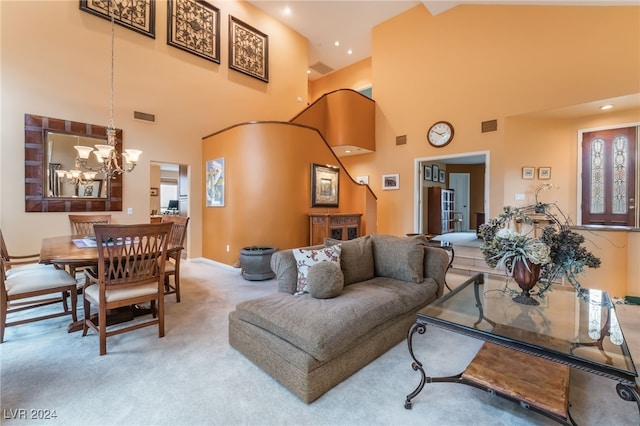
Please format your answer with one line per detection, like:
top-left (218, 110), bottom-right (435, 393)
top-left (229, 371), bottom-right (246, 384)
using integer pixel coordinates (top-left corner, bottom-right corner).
top-left (581, 126), bottom-right (637, 226)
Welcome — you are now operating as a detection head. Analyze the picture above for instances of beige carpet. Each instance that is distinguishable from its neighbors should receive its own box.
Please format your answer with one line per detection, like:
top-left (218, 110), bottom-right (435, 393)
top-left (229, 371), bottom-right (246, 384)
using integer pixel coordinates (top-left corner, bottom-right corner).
top-left (1, 261), bottom-right (639, 426)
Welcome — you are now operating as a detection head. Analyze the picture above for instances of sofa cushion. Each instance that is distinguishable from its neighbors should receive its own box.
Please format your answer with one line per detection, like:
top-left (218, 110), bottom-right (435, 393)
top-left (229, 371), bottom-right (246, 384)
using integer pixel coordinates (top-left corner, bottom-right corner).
top-left (234, 277), bottom-right (438, 361)
top-left (324, 235), bottom-right (374, 286)
top-left (307, 262), bottom-right (344, 299)
top-left (371, 234), bottom-right (427, 283)
top-left (292, 245), bottom-right (342, 294)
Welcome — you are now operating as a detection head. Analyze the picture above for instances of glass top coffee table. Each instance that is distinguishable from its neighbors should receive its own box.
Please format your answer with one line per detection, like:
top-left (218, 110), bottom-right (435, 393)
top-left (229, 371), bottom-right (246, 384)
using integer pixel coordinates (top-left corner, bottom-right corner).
top-left (404, 273), bottom-right (639, 425)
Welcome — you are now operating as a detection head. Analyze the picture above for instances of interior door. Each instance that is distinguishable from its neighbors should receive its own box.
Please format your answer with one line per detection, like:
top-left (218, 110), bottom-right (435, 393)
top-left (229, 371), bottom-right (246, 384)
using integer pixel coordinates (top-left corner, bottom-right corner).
top-left (449, 173), bottom-right (470, 231)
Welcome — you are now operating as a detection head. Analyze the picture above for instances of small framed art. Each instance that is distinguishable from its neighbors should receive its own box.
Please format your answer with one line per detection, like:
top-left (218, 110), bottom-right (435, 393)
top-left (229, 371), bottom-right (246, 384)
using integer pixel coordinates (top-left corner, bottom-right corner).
top-left (424, 166), bottom-right (432, 181)
top-left (311, 164), bottom-right (339, 207)
top-left (382, 174), bottom-right (399, 190)
top-left (77, 180), bottom-right (102, 198)
top-left (150, 187), bottom-right (159, 196)
top-left (229, 15), bottom-right (269, 82)
top-left (538, 167), bottom-right (551, 180)
top-left (168, 0), bottom-right (220, 63)
top-left (439, 170), bottom-right (446, 183)
top-left (356, 176), bottom-right (369, 185)
top-left (522, 167), bottom-right (535, 179)
top-left (432, 165), bottom-right (439, 182)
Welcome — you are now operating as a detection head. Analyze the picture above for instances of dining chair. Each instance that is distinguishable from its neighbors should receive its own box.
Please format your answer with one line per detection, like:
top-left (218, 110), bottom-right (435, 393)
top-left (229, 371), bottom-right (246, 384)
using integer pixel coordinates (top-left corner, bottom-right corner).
top-left (0, 230), bottom-right (78, 343)
top-left (160, 216), bottom-right (189, 303)
top-left (67, 214), bottom-right (112, 279)
top-left (82, 223), bottom-right (172, 355)
top-left (68, 214), bottom-right (112, 236)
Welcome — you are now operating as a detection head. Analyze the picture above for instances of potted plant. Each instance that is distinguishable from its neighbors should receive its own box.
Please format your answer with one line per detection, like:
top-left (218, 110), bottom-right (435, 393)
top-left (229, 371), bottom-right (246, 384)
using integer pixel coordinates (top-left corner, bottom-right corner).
top-left (239, 246), bottom-right (278, 281)
top-left (479, 186), bottom-right (601, 304)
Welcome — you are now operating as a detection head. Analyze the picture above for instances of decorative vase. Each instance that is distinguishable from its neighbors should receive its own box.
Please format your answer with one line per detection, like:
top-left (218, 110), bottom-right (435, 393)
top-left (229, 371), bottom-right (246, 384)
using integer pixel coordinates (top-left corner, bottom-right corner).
top-left (239, 246), bottom-right (277, 281)
top-left (512, 258), bottom-right (541, 306)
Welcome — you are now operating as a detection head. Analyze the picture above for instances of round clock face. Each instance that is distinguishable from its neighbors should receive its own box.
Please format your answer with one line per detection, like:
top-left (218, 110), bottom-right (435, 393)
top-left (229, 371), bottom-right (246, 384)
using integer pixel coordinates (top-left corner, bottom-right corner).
top-left (427, 121), bottom-right (454, 147)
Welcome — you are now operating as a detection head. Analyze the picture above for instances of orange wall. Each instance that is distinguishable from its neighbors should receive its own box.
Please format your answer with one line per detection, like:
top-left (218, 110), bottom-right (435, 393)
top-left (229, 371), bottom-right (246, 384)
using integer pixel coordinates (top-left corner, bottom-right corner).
top-left (309, 58), bottom-right (372, 103)
top-left (335, 4), bottom-right (640, 296)
top-left (201, 122), bottom-right (375, 264)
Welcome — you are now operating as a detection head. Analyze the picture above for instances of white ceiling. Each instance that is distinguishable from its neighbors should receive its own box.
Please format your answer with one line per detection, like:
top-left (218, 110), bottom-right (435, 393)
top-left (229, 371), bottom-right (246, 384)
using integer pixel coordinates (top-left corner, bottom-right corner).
top-left (248, 0), bottom-right (640, 80)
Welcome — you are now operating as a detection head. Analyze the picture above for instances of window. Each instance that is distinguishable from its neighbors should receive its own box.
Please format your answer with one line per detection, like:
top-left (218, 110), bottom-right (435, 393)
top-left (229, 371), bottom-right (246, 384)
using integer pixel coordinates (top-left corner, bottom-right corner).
top-left (580, 125), bottom-right (638, 227)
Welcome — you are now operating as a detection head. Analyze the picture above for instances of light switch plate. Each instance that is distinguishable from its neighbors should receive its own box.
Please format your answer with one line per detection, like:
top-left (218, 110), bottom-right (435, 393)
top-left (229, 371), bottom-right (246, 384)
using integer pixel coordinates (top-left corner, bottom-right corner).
top-left (515, 193), bottom-right (525, 201)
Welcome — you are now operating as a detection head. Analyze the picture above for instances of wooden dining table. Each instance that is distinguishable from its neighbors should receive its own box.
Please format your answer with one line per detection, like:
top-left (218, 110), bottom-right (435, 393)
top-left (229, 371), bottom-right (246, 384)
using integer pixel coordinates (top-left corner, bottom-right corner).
top-left (39, 235), bottom-right (180, 332)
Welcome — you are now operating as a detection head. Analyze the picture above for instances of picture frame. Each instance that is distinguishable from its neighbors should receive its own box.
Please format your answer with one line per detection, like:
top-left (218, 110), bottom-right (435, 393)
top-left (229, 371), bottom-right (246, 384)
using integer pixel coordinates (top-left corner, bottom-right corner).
top-left (356, 175), bottom-right (369, 185)
top-left (80, 0), bottom-right (155, 39)
top-left (311, 164), bottom-right (339, 207)
top-left (382, 174), bottom-right (399, 190)
top-left (150, 187), bottom-right (159, 196)
top-left (432, 165), bottom-right (439, 182)
top-left (77, 180), bottom-right (103, 198)
top-left (229, 15), bottom-right (269, 82)
top-left (439, 169), bottom-right (446, 183)
top-left (167, 0), bottom-right (220, 63)
top-left (522, 167), bottom-right (535, 179)
top-left (538, 167), bottom-right (551, 180)
top-left (423, 166), bottom-right (432, 181)
top-left (206, 158), bottom-right (224, 207)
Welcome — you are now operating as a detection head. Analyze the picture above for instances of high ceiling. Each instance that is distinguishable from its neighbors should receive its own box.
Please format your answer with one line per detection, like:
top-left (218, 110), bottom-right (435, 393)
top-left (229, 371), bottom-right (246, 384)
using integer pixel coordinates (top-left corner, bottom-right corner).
top-left (248, 0), bottom-right (640, 80)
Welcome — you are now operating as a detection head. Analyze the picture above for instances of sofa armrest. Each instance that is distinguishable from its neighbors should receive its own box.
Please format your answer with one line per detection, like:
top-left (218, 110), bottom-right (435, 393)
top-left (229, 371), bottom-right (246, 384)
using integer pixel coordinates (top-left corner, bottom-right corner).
top-left (270, 245), bottom-right (324, 294)
top-left (424, 246), bottom-right (449, 298)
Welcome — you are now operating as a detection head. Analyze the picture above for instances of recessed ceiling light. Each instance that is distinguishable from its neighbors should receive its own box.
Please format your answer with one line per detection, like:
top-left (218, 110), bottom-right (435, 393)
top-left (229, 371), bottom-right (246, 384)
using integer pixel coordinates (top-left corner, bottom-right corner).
top-left (334, 41), bottom-right (340, 47)
top-left (307, 69), bottom-right (311, 74)
top-left (347, 49), bottom-right (353, 55)
top-left (600, 104), bottom-right (613, 110)
top-left (345, 149), bottom-right (351, 153)
top-left (283, 7), bottom-right (291, 15)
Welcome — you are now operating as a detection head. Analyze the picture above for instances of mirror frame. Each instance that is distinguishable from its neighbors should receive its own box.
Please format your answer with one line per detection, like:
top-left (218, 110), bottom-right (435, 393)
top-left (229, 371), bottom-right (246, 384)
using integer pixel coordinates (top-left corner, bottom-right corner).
top-left (24, 113), bottom-right (123, 212)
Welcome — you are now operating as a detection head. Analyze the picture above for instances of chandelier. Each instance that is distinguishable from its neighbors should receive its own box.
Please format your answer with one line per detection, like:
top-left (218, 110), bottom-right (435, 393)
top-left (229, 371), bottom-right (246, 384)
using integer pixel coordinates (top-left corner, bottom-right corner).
top-left (71, 0), bottom-right (142, 180)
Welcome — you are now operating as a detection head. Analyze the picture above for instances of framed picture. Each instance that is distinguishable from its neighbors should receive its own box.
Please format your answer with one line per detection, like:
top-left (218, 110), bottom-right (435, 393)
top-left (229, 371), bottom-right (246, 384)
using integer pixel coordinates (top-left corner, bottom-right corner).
top-left (424, 166), bottom-right (432, 181)
top-left (522, 167), bottom-right (535, 179)
top-left (538, 167), bottom-right (551, 180)
top-left (356, 175), bottom-right (369, 185)
top-left (206, 158), bottom-right (224, 207)
top-left (80, 0), bottom-right (155, 38)
top-left (229, 15), bottom-right (269, 82)
top-left (150, 187), bottom-right (159, 196)
top-left (311, 164), bottom-right (339, 207)
top-left (168, 0), bottom-right (220, 63)
top-left (439, 170), bottom-right (446, 183)
top-left (432, 165), bottom-right (439, 182)
top-left (77, 180), bottom-right (102, 198)
top-left (382, 174), bottom-right (399, 190)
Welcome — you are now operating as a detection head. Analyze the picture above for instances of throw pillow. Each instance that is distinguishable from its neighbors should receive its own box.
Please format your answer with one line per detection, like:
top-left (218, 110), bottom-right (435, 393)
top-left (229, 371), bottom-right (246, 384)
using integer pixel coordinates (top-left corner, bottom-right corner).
top-left (306, 261), bottom-right (344, 299)
top-left (371, 234), bottom-right (427, 283)
top-left (324, 235), bottom-right (374, 285)
top-left (292, 245), bottom-right (342, 294)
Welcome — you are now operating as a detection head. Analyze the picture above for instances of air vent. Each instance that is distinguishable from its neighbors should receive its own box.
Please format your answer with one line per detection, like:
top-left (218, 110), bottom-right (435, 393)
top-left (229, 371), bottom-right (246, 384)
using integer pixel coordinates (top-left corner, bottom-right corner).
top-left (396, 135), bottom-right (407, 145)
top-left (481, 119), bottom-right (497, 133)
top-left (134, 111), bottom-right (156, 123)
top-left (309, 61), bottom-right (334, 75)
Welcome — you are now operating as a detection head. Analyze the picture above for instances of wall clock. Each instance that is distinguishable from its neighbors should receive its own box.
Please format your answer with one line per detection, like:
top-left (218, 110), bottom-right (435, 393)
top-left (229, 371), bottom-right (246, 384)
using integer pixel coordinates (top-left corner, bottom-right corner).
top-left (427, 121), bottom-right (454, 148)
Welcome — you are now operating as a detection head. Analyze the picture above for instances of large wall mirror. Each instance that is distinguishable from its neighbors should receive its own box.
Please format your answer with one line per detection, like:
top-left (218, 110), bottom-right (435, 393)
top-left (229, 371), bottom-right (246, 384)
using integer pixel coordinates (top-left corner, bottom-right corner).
top-left (25, 113), bottom-right (123, 212)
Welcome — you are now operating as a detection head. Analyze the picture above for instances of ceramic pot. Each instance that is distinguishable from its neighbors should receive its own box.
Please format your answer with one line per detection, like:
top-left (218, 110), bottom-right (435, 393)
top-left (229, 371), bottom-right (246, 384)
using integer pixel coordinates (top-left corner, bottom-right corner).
top-left (239, 246), bottom-right (277, 281)
top-left (512, 258), bottom-right (541, 306)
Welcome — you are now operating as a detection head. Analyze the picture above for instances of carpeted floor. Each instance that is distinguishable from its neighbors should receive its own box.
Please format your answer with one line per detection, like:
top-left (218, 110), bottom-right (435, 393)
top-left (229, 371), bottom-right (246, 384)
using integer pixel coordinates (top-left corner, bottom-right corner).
top-left (1, 262), bottom-right (638, 426)
top-left (433, 232), bottom-right (483, 248)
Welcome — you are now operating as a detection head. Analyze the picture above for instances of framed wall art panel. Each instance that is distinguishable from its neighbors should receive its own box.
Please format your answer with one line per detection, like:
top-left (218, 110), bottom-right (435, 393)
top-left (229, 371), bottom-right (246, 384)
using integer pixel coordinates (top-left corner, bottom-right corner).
top-left (80, 0), bottom-right (156, 38)
top-left (168, 0), bottom-right (220, 63)
top-left (311, 164), bottom-right (339, 207)
top-left (206, 158), bottom-right (224, 207)
top-left (228, 15), bottom-right (269, 82)
top-left (382, 174), bottom-right (399, 190)
top-left (424, 166), bottom-right (432, 181)
top-left (522, 166), bottom-right (535, 179)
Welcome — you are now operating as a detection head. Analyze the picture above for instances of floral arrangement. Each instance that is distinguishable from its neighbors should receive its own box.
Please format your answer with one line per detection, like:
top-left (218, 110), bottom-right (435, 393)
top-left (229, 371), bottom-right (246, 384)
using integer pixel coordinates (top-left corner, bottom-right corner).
top-left (478, 185), bottom-right (601, 298)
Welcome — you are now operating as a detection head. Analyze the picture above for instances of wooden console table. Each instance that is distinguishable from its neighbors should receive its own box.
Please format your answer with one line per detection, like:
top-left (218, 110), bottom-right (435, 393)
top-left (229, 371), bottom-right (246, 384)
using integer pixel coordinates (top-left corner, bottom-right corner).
top-left (309, 213), bottom-right (362, 245)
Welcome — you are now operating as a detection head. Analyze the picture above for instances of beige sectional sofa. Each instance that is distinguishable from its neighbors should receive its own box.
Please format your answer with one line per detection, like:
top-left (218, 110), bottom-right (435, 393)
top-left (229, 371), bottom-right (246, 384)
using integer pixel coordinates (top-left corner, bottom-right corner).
top-left (228, 234), bottom-right (449, 403)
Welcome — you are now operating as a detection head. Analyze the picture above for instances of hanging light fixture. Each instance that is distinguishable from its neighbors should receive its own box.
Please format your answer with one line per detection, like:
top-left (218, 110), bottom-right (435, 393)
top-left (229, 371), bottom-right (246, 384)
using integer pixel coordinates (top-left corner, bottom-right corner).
top-left (73, 0), bottom-right (142, 179)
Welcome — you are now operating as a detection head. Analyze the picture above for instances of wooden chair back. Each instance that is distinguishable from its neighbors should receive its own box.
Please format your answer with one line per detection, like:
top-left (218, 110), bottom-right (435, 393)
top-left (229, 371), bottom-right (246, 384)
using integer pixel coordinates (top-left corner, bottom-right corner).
top-left (161, 216), bottom-right (190, 250)
top-left (0, 228), bottom-right (40, 270)
top-left (93, 223), bottom-right (172, 290)
top-left (69, 214), bottom-right (112, 237)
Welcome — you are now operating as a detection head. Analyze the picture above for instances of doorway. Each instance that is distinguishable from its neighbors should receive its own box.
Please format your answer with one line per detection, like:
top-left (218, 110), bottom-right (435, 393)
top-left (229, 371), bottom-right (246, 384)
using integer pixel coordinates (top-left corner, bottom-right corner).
top-left (449, 173), bottom-right (470, 231)
top-left (414, 151), bottom-right (489, 234)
